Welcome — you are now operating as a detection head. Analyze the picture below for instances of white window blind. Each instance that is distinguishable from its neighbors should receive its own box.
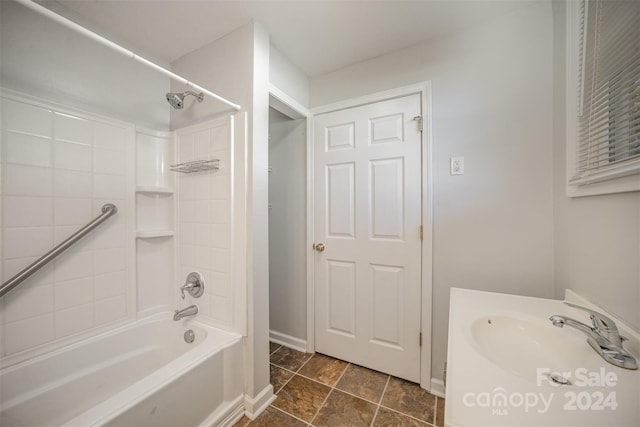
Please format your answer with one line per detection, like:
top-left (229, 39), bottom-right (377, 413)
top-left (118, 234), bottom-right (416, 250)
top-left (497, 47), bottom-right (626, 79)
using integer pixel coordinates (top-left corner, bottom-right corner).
top-left (572, 0), bottom-right (640, 185)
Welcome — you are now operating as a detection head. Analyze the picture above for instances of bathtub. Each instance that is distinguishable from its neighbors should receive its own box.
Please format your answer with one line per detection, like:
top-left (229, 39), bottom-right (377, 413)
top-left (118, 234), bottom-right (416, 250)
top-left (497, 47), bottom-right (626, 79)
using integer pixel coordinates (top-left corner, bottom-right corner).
top-left (0, 313), bottom-right (244, 427)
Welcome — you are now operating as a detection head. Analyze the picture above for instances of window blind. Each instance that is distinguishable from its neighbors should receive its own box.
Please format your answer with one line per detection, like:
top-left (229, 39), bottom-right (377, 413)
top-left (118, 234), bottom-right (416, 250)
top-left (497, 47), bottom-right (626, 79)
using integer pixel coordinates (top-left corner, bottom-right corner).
top-left (572, 0), bottom-right (640, 185)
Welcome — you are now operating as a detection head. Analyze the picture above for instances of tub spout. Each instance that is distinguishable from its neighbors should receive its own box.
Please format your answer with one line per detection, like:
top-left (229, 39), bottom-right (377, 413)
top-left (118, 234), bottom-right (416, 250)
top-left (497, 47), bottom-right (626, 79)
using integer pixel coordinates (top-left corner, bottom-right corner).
top-left (174, 304), bottom-right (198, 321)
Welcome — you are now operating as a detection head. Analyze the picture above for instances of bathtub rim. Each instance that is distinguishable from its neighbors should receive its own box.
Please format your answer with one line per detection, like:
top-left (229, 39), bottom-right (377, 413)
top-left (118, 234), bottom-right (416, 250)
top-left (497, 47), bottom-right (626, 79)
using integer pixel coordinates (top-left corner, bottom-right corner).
top-left (1, 311), bottom-right (242, 426)
top-left (64, 316), bottom-right (242, 426)
top-left (1, 311), bottom-right (239, 371)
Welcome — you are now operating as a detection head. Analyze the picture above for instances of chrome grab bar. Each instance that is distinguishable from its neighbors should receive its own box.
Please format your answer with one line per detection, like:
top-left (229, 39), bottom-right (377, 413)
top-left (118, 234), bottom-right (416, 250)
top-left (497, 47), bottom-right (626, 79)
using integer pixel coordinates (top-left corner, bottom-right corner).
top-left (0, 204), bottom-right (118, 298)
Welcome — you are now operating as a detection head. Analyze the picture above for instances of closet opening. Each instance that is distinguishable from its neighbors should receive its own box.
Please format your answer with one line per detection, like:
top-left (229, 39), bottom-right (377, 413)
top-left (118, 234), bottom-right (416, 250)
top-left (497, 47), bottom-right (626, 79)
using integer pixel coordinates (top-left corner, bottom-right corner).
top-left (267, 103), bottom-right (308, 352)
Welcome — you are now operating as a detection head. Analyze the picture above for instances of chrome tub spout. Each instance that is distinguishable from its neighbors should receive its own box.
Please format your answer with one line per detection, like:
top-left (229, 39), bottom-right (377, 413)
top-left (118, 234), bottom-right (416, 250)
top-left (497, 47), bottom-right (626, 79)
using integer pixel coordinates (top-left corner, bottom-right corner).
top-left (174, 304), bottom-right (198, 321)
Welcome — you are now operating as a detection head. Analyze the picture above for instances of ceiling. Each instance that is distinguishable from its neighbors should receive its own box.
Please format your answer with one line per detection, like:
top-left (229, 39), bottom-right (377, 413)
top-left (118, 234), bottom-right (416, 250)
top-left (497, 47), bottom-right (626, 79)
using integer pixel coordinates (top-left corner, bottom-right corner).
top-left (46, 0), bottom-right (537, 77)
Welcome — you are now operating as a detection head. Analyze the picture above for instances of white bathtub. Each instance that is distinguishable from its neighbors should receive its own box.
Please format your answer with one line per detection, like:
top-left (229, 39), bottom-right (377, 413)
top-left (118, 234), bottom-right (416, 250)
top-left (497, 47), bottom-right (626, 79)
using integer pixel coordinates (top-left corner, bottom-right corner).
top-left (0, 313), bottom-right (244, 427)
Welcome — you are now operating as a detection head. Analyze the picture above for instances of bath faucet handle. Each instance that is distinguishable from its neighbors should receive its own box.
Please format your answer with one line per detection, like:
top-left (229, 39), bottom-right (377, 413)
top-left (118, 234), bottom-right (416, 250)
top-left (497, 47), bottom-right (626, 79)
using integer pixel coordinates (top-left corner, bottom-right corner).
top-left (564, 302), bottom-right (618, 333)
top-left (564, 302), bottom-right (625, 347)
top-left (180, 272), bottom-right (205, 299)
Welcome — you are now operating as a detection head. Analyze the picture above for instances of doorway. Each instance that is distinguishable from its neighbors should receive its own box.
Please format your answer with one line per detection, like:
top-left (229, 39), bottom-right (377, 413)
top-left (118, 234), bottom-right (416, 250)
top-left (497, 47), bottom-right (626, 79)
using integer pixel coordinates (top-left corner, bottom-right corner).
top-left (268, 104), bottom-right (308, 351)
top-left (312, 93), bottom-right (423, 382)
top-left (268, 83), bottom-right (433, 389)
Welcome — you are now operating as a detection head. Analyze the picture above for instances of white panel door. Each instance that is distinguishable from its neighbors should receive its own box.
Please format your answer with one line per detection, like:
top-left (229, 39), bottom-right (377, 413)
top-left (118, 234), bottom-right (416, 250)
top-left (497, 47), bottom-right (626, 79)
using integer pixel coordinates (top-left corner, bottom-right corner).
top-left (313, 94), bottom-right (422, 382)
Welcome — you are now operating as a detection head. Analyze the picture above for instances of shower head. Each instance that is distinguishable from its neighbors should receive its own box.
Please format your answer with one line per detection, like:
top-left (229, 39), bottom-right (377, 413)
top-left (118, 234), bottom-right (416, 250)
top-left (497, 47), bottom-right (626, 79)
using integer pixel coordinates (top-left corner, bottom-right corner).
top-left (165, 91), bottom-right (204, 109)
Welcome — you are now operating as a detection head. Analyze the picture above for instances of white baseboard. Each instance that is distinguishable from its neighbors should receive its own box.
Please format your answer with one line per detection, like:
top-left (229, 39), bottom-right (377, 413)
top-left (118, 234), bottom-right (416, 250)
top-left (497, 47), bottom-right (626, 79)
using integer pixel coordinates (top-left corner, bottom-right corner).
top-left (243, 384), bottom-right (276, 420)
top-left (201, 394), bottom-right (244, 427)
top-left (430, 378), bottom-right (445, 398)
top-left (269, 330), bottom-right (308, 353)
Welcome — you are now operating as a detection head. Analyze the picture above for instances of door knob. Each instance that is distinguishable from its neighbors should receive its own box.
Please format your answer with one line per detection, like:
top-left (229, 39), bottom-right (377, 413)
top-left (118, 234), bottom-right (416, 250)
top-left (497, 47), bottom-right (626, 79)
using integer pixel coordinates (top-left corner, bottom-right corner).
top-left (313, 243), bottom-right (325, 252)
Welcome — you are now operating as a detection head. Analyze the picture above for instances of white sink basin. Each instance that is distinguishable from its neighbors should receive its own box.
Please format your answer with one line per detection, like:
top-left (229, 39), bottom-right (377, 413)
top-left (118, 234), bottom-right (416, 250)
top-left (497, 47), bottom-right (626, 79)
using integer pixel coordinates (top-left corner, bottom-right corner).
top-left (446, 289), bottom-right (640, 427)
top-left (470, 315), bottom-right (578, 383)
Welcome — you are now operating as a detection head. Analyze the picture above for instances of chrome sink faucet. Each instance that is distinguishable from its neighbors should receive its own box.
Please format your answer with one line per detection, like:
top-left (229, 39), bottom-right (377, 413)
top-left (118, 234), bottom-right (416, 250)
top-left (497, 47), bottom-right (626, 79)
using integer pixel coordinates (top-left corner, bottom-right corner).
top-left (550, 302), bottom-right (637, 370)
top-left (174, 304), bottom-right (198, 321)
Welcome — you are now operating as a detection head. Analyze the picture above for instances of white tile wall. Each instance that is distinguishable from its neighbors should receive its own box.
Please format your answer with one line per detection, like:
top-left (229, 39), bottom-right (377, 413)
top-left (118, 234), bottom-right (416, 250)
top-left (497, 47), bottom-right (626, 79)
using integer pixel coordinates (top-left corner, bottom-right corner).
top-left (0, 96), bottom-right (134, 357)
top-left (176, 117), bottom-right (233, 329)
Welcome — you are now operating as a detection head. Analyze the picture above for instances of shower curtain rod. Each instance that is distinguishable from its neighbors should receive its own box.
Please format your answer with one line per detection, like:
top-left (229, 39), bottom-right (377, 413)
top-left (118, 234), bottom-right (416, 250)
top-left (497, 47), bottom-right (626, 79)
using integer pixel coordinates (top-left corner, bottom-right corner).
top-left (14, 0), bottom-right (242, 111)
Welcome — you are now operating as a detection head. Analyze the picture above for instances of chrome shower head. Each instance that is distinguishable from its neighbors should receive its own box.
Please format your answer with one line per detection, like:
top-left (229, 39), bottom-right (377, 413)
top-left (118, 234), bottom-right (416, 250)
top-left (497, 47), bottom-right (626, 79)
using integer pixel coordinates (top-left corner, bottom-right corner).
top-left (165, 91), bottom-right (204, 109)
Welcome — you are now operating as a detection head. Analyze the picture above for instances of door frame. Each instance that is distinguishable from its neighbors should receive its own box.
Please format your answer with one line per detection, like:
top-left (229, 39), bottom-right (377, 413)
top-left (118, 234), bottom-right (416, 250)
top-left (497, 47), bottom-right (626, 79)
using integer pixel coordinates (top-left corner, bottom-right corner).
top-left (307, 82), bottom-right (434, 390)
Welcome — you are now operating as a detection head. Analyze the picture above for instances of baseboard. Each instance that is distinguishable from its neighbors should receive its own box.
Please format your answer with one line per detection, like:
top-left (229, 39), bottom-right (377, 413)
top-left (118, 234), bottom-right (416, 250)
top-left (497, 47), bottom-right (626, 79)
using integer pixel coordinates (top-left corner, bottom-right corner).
top-left (269, 330), bottom-right (308, 353)
top-left (218, 406), bottom-right (245, 427)
top-left (430, 378), bottom-right (445, 398)
top-left (200, 394), bottom-right (244, 427)
top-left (243, 384), bottom-right (276, 420)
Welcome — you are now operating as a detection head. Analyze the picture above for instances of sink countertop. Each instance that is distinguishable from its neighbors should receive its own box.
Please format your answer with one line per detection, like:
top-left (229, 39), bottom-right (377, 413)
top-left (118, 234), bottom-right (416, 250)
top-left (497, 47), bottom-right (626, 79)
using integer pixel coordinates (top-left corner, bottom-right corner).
top-left (445, 288), bottom-right (640, 427)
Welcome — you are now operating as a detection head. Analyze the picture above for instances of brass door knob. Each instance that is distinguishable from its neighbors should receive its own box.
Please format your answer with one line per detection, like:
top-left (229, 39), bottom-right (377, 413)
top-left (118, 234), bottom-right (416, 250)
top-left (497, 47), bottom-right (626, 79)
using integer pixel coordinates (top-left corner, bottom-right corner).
top-left (313, 243), bottom-right (325, 252)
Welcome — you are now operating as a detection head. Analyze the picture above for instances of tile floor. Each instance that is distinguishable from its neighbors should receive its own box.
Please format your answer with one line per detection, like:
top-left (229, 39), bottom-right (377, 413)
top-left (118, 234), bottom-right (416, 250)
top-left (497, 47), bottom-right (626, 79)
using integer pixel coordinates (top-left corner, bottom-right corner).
top-left (234, 343), bottom-right (445, 427)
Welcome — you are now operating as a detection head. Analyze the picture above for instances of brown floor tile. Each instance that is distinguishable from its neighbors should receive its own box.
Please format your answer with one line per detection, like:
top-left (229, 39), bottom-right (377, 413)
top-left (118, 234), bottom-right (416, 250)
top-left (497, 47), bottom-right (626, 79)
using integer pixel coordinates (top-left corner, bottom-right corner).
top-left (297, 353), bottom-right (348, 386)
top-left (270, 346), bottom-right (312, 372)
top-left (270, 341), bottom-right (281, 354)
top-left (335, 364), bottom-right (389, 403)
top-left (372, 407), bottom-right (429, 426)
top-left (381, 377), bottom-right (436, 423)
top-left (250, 406), bottom-right (306, 427)
top-left (272, 374), bottom-right (331, 422)
top-left (270, 364), bottom-right (294, 394)
top-left (312, 390), bottom-right (377, 427)
top-left (232, 415), bottom-right (251, 427)
top-left (435, 396), bottom-right (445, 427)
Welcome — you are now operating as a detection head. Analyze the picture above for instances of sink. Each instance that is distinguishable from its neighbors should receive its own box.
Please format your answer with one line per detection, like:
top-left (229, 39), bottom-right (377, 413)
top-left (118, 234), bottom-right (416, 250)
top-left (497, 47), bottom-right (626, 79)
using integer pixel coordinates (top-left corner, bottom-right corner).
top-left (446, 288), bottom-right (640, 427)
top-left (470, 315), bottom-right (577, 383)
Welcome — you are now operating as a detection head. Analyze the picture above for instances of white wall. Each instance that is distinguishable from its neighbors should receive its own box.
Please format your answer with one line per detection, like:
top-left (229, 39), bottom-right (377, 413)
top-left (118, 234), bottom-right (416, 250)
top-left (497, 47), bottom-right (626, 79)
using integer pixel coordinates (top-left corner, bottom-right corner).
top-left (269, 45), bottom-right (309, 108)
top-left (309, 2), bottom-right (555, 382)
top-left (0, 0), bottom-right (169, 130)
top-left (169, 24), bottom-right (254, 130)
top-left (248, 21), bottom-right (273, 413)
top-left (268, 108), bottom-right (307, 343)
top-left (552, 3), bottom-right (640, 332)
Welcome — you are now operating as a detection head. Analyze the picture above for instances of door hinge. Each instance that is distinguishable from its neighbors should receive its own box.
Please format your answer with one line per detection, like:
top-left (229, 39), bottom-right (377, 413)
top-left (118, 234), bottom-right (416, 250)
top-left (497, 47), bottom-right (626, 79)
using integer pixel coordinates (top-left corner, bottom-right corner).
top-left (413, 115), bottom-right (423, 132)
top-left (419, 225), bottom-right (423, 241)
top-left (419, 332), bottom-right (423, 347)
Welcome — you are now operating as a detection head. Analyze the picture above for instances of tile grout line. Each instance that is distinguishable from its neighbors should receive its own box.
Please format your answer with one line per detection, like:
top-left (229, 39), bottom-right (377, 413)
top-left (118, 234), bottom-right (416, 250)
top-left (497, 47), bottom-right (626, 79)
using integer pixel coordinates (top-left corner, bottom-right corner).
top-left (295, 352), bottom-right (314, 373)
top-left (269, 344), bottom-right (282, 356)
top-left (369, 374), bottom-right (391, 427)
top-left (274, 358), bottom-right (431, 425)
top-left (269, 351), bottom-right (324, 425)
top-left (269, 349), bottom-right (438, 427)
top-left (269, 363), bottom-right (292, 395)
top-left (269, 404), bottom-right (313, 426)
top-left (376, 404), bottom-right (437, 426)
top-left (307, 361), bottom-right (351, 426)
top-left (286, 362), bottom-right (390, 407)
top-left (269, 348), bottom-right (313, 395)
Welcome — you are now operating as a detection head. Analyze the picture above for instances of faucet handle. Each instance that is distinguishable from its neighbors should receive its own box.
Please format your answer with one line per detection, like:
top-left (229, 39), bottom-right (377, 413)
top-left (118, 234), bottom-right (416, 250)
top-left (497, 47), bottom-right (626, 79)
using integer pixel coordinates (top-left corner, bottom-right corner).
top-left (180, 272), bottom-right (205, 300)
top-left (180, 281), bottom-right (193, 299)
top-left (564, 302), bottom-right (618, 333)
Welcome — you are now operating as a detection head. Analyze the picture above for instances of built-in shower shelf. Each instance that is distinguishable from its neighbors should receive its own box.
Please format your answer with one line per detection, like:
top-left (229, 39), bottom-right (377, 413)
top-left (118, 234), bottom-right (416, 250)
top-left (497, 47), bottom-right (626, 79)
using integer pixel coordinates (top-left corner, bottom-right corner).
top-left (170, 159), bottom-right (219, 174)
top-left (136, 186), bottom-right (174, 194)
top-left (136, 230), bottom-right (174, 239)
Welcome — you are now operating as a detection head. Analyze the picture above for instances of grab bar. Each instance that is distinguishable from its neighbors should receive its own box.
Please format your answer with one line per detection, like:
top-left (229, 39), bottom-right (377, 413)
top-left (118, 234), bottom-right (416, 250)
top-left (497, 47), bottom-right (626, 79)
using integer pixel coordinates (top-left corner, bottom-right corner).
top-left (0, 204), bottom-right (118, 298)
